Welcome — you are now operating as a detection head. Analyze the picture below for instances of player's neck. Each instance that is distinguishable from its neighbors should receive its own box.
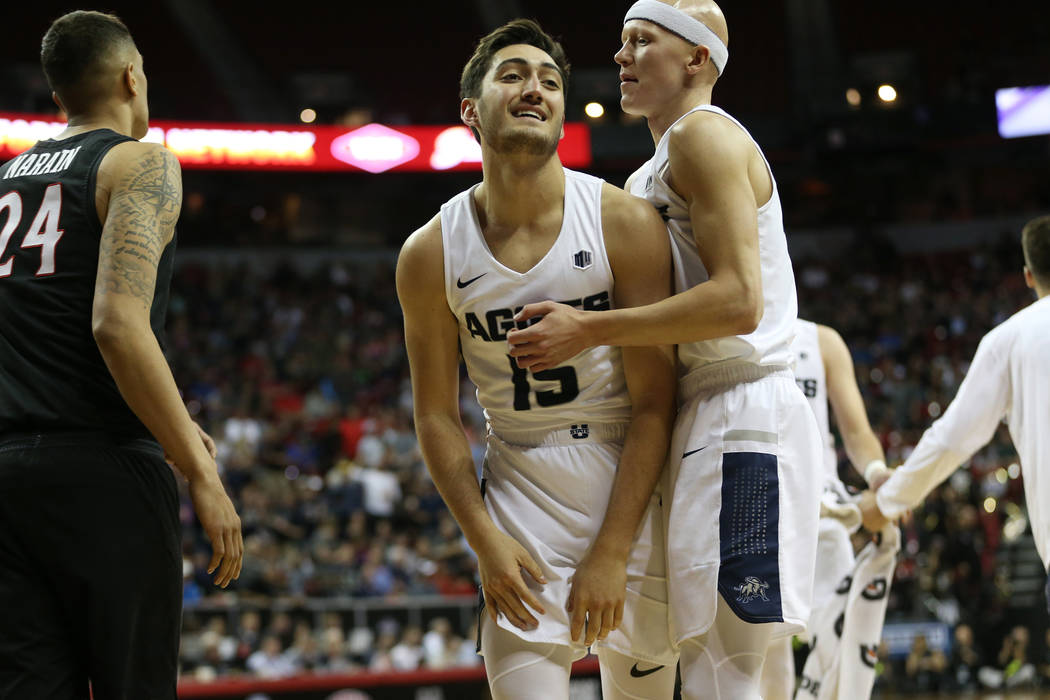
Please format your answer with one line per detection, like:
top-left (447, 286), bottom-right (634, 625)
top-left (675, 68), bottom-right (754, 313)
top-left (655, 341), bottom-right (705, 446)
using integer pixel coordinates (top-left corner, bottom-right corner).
top-left (646, 87), bottom-right (714, 144)
top-left (476, 156), bottom-right (565, 228)
top-left (58, 105), bottom-right (136, 140)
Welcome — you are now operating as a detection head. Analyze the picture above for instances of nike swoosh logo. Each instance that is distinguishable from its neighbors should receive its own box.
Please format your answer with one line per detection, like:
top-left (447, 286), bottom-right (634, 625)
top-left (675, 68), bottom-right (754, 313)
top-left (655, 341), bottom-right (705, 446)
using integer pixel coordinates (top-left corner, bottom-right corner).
top-left (682, 446), bottom-right (707, 458)
top-left (630, 663), bottom-right (665, 678)
top-left (456, 272), bottom-right (487, 288)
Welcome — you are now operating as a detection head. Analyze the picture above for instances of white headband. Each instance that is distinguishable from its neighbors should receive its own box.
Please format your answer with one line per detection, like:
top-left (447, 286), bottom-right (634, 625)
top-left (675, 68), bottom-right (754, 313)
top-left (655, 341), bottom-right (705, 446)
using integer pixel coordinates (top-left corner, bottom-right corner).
top-left (624, 0), bottom-right (728, 76)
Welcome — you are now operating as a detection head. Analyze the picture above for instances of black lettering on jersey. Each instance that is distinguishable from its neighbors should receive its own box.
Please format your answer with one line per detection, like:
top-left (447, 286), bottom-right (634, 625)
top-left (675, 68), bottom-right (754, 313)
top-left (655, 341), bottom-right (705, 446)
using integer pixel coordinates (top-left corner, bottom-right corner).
top-left (485, 308), bottom-right (516, 341)
top-left (462, 290), bottom-right (611, 343)
top-left (835, 575), bottom-right (852, 595)
top-left (654, 203), bottom-right (670, 222)
top-left (798, 675), bottom-right (820, 696)
top-left (582, 290), bottom-right (610, 311)
top-left (465, 312), bottom-right (490, 341)
top-left (796, 377), bottom-right (818, 398)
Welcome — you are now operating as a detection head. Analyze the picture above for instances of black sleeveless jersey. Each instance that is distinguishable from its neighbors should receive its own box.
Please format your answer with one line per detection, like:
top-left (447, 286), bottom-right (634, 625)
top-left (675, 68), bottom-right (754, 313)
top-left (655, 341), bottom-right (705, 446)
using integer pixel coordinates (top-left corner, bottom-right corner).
top-left (0, 129), bottom-right (176, 439)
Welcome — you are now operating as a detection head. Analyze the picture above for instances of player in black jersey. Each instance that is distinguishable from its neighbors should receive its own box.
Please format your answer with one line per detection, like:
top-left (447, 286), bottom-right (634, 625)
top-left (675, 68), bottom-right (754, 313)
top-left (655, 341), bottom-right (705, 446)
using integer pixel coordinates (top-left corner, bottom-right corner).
top-left (0, 11), bottom-right (241, 699)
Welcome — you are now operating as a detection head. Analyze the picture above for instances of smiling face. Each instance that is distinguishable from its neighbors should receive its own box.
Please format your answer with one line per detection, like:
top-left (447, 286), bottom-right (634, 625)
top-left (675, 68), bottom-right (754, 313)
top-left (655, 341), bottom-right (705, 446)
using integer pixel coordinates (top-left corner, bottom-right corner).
top-left (464, 43), bottom-right (566, 158)
top-left (615, 20), bottom-right (695, 118)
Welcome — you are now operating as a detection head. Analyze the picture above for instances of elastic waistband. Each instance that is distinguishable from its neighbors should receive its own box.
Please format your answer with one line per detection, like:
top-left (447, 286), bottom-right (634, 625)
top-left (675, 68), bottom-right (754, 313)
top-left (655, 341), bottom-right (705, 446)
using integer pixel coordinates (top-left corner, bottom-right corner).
top-left (681, 362), bottom-right (793, 400)
top-left (490, 422), bottom-right (627, 448)
top-left (0, 431), bottom-right (163, 457)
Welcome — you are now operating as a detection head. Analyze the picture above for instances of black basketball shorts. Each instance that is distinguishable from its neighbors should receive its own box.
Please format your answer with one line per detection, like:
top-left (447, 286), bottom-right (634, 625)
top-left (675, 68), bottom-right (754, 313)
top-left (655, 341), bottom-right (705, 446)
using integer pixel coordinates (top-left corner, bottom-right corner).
top-left (0, 433), bottom-right (182, 700)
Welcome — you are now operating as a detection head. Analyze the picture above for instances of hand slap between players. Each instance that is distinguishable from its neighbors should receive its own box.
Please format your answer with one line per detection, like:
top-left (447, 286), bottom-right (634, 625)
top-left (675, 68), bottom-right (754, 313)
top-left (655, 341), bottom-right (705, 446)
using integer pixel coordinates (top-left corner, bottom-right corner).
top-left (507, 301), bottom-right (591, 372)
top-left (476, 529), bottom-right (548, 631)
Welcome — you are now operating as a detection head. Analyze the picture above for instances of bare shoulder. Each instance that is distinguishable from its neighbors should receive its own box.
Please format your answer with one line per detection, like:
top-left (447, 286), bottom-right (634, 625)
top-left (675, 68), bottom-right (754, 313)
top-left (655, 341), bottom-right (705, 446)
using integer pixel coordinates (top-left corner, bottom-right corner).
top-left (97, 141), bottom-right (182, 223)
top-left (599, 181), bottom-right (665, 245)
top-left (816, 323), bottom-right (851, 368)
top-left (396, 213), bottom-right (444, 296)
top-left (667, 110), bottom-right (752, 176)
top-left (398, 214), bottom-right (442, 266)
top-left (816, 323), bottom-right (847, 351)
top-left (99, 141), bottom-right (181, 189)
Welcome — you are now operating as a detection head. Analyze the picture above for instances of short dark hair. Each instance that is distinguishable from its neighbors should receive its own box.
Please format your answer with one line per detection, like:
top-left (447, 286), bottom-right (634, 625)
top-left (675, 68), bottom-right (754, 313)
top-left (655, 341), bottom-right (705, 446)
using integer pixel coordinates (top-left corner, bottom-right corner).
top-left (41, 11), bottom-right (135, 108)
top-left (459, 19), bottom-right (570, 101)
top-left (1022, 215), bottom-right (1050, 285)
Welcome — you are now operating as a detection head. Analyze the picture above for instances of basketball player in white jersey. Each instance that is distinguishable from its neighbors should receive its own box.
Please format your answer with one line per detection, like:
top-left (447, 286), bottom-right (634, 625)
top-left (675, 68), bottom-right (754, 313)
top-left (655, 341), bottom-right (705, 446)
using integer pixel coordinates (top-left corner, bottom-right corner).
top-left (506, 2), bottom-right (824, 697)
top-left (397, 20), bottom-right (679, 700)
top-left (862, 215), bottom-right (1050, 620)
top-left (761, 319), bottom-right (894, 700)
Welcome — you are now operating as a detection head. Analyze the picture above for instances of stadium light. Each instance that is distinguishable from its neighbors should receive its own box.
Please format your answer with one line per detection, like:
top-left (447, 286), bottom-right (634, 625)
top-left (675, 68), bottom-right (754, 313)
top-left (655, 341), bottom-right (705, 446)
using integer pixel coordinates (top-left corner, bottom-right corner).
top-left (877, 84), bottom-right (898, 103)
top-left (300, 108), bottom-right (317, 123)
top-left (584, 102), bottom-right (605, 119)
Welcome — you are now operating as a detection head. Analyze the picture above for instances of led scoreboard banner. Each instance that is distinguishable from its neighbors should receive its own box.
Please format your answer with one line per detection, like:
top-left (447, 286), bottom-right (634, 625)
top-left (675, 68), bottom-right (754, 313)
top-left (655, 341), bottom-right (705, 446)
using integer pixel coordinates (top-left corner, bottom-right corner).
top-left (0, 112), bottom-right (591, 173)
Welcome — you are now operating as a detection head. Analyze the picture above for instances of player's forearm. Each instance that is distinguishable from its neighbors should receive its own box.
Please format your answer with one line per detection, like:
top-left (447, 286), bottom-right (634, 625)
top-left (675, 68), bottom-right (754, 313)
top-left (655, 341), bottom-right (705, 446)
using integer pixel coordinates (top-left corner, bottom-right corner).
top-left (587, 279), bottom-right (759, 348)
top-left (94, 318), bottom-right (215, 482)
top-left (415, 413), bottom-right (500, 549)
top-left (875, 434), bottom-right (968, 519)
top-left (842, 428), bottom-right (886, 482)
top-left (591, 409), bottom-right (672, 560)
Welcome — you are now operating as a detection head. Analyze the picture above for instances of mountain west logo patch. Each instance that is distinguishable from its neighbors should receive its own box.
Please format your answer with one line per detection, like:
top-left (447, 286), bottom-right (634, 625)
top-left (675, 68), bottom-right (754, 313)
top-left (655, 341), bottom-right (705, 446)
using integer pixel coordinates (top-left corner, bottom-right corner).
top-left (733, 576), bottom-right (771, 604)
top-left (569, 424), bottom-right (589, 439)
top-left (572, 250), bottom-right (592, 270)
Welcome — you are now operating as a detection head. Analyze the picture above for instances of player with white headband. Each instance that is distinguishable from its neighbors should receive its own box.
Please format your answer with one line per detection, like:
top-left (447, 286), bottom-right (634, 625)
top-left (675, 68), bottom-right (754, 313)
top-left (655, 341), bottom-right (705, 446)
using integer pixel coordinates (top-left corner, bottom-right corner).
top-left (507, 2), bottom-right (823, 697)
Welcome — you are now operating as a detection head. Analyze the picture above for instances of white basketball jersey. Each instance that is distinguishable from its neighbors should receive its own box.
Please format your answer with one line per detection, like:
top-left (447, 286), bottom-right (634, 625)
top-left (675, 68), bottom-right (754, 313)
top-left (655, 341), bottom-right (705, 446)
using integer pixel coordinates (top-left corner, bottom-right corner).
top-left (627, 105), bottom-right (797, 380)
top-left (440, 168), bottom-right (631, 436)
top-left (791, 319), bottom-right (838, 484)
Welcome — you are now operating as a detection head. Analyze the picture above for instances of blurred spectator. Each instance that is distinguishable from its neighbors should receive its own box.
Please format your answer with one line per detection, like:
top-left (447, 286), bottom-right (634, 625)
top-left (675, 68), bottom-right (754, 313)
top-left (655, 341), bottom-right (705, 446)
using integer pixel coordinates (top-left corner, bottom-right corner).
top-left (246, 634), bottom-right (299, 678)
top-left (422, 617), bottom-right (458, 669)
top-left (904, 633), bottom-right (947, 693)
top-left (389, 626), bottom-right (425, 671)
top-left (948, 623), bottom-right (981, 690)
top-left (997, 626), bottom-right (1037, 689)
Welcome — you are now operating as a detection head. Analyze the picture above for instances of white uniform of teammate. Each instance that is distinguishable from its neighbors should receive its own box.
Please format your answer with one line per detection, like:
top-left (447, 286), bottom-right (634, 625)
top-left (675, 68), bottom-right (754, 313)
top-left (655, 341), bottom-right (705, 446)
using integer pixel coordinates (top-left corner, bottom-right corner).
top-left (441, 168), bottom-right (676, 667)
top-left (627, 104), bottom-right (822, 644)
top-left (774, 320), bottom-right (898, 700)
top-left (877, 294), bottom-right (1050, 572)
top-left (792, 319), bottom-right (858, 614)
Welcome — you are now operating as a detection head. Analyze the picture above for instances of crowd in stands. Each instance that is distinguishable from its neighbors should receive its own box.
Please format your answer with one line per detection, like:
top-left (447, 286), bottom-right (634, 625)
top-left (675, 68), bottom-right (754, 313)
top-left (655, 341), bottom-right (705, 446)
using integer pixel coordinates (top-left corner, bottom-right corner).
top-left (170, 232), bottom-right (1050, 691)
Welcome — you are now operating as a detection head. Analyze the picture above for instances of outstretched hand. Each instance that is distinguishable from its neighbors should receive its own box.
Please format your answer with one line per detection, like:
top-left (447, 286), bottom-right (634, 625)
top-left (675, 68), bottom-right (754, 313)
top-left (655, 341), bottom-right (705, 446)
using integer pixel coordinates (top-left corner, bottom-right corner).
top-left (506, 302), bottom-right (591, 372)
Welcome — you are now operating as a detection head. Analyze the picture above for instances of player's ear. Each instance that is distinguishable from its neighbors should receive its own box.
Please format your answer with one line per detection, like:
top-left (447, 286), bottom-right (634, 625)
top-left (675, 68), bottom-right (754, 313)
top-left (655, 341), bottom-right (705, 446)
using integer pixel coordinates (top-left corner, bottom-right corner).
top-left (124, 62), bottom-right (138, 96)
top-left (461, 98), bottom-right (479, 129)
top-left (685, 45), bottom-right (710, 75)
top-left (1024, 266), bottom-right (1036, 289)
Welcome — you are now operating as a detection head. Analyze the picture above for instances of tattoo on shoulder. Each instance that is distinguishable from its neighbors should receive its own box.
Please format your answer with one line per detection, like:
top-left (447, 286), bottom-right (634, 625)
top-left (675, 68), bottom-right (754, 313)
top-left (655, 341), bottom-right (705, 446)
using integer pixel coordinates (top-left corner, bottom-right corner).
top-left (96, 148), bottom-right (182, 309)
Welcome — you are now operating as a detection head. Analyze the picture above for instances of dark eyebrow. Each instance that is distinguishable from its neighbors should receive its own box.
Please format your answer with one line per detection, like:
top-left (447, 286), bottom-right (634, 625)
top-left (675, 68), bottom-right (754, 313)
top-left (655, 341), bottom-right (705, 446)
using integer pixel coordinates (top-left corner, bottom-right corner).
top-left (494, 58), bottom-right (564, 81)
